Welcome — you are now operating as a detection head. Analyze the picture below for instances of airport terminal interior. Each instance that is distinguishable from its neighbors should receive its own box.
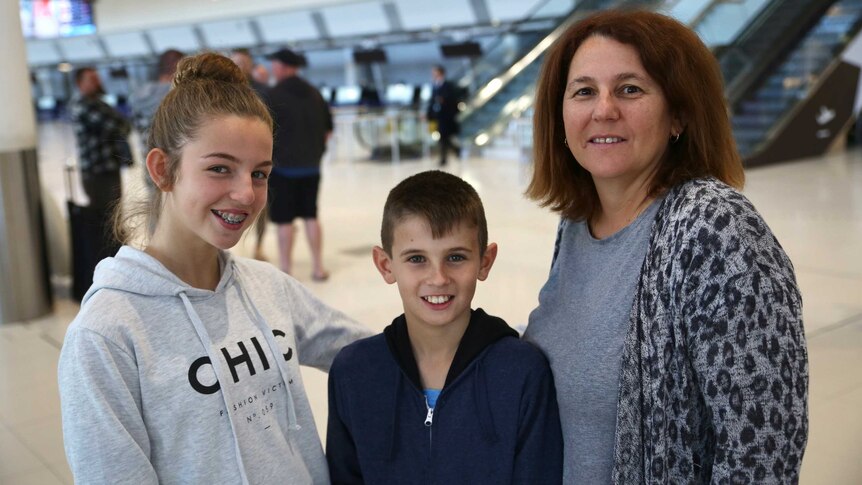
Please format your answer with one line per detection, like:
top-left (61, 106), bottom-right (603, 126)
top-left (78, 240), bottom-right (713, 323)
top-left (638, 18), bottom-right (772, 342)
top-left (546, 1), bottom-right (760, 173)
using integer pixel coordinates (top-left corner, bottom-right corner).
top-left (2, 0), bottom-right (862, 483)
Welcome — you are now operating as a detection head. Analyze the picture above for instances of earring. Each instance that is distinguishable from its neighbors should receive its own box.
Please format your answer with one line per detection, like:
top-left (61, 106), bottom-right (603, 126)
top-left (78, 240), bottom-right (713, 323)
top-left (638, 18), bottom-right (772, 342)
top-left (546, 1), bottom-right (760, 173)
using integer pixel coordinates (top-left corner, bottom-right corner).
top-left (564, 138), bottom-right (569, 147)
top-left (670, 133), bottom-right (681, 144)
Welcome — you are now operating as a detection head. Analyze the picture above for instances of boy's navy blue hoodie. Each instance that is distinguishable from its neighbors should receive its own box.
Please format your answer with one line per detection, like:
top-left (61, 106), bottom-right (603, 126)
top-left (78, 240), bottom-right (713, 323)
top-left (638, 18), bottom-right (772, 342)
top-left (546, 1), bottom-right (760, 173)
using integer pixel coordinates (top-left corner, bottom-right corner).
top-left (326, 308), bottom-right (563, 484)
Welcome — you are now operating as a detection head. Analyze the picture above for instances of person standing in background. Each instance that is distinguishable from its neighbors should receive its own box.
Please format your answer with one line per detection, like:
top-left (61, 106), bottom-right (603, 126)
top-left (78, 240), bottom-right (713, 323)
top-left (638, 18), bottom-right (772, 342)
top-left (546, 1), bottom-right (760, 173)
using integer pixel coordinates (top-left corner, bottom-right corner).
top-left (231, 48), bottom-right (270, 102)
top-left (129, 49), bottom-right (185, 160)
top-left (265, 48), bottom-right (332, 281)
top-left (426, 65), bottom-right (461, 166)
top-left (252, 64), bottom-right (271, 87)
top-left (70, 67), bottom-right (131, 212)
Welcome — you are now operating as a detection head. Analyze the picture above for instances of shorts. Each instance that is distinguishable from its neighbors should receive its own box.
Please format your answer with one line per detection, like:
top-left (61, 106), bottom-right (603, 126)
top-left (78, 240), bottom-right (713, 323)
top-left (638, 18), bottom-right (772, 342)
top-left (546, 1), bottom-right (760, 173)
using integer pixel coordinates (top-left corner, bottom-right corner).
top-left (269, 173), bottom-right (321, 223)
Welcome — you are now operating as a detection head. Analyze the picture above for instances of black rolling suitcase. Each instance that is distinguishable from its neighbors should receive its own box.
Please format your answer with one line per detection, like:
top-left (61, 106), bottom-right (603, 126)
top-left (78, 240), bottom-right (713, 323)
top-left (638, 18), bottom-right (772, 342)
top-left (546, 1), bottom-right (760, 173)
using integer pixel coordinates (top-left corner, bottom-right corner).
top-left (64, 161), bottom-right (120, 301)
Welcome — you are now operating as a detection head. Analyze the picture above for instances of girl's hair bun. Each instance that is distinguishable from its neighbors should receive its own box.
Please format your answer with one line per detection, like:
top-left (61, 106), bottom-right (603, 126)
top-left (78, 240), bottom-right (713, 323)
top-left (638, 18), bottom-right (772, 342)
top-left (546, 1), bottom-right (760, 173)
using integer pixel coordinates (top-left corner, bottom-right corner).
top-left (172, 52), bottom-right (246, 87)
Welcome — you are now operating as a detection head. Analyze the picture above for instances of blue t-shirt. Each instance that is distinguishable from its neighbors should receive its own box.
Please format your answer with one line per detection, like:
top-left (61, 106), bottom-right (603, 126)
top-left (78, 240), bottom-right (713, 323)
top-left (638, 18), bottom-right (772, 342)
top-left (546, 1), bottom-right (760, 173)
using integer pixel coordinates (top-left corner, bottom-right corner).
top-left (424, 389), bottom-right (441, 409)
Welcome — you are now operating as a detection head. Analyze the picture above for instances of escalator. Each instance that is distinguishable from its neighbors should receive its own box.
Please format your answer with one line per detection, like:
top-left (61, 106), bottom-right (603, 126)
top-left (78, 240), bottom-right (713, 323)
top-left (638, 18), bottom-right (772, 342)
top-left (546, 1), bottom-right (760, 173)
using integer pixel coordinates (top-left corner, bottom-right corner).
top-left (718, 0), bottom-right (836, 98)
top-left (726, 0), bottom-right (862, 164)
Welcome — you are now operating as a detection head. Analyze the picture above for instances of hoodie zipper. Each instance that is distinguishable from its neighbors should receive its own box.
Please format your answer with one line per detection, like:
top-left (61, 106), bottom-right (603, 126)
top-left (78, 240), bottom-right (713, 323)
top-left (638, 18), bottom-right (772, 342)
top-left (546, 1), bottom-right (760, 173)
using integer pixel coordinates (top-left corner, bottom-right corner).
top-left (424, 397), bottom-right (434, 453)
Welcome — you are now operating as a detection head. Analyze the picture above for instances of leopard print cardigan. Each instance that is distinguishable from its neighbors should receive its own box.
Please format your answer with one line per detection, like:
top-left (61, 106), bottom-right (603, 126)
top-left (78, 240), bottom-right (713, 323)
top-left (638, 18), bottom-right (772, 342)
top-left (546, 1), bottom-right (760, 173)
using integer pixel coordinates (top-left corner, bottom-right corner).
top-left (604, 178), bottom-right (809, 484)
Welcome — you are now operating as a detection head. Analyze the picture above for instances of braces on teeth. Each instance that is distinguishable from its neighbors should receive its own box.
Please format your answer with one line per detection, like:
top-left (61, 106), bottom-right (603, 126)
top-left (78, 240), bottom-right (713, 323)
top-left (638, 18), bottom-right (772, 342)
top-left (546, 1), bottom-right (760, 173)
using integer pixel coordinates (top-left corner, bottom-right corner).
top-left (216, 211), bottom-right (246, 224)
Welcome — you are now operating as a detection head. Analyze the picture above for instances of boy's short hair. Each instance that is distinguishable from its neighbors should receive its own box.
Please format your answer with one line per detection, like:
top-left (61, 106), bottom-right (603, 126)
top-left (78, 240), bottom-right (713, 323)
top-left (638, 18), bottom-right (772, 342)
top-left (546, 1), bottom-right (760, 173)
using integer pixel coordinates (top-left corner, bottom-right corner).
top-left (381, 170), bottom-right (488, 256)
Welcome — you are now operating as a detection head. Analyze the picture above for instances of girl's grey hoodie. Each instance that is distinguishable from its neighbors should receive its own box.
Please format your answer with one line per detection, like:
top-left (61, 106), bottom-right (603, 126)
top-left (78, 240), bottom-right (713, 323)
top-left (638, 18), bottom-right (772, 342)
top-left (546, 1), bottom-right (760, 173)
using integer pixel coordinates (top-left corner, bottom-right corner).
top-left (58, 246), bottom-right (371, 484)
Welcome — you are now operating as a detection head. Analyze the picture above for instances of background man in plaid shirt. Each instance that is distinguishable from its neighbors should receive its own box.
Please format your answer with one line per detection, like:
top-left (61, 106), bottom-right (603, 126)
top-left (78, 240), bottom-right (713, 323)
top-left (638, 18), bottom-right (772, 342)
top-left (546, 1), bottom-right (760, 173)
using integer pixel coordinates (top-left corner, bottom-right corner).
top-left (70, 67), bottom-right (131, 212)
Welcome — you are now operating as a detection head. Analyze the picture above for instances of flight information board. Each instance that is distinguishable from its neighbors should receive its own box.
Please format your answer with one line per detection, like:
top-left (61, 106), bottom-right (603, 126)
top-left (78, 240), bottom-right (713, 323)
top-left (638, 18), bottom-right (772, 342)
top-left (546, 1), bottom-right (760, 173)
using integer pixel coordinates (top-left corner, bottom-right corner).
top-left (20, 0), bottom-right (96, 39)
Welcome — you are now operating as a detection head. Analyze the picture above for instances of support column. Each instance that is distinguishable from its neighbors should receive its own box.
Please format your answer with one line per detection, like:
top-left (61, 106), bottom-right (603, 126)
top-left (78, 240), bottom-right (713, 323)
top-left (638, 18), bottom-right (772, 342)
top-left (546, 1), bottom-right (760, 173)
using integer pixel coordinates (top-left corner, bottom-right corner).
top-left (0, 1), bottom-right (52, 324)
top-left (344, 47), bottom-right (357, 87)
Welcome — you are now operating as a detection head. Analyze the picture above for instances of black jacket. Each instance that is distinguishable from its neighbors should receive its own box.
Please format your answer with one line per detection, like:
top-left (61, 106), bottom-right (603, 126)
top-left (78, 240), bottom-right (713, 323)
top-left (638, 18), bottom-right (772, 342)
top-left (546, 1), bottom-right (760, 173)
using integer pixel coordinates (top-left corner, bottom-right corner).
top-left (426, 80), bottom-right (461, 136)
top-left (267, 76), bottom-right (333, 170)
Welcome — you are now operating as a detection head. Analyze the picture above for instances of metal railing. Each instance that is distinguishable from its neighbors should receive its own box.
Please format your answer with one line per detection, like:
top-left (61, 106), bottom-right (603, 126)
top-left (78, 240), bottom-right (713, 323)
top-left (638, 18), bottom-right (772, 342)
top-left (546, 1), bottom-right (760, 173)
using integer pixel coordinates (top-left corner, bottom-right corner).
top-left (451, 0), bottom-right (567, 94)
top-left (331, 108), bottom-right (431, 163)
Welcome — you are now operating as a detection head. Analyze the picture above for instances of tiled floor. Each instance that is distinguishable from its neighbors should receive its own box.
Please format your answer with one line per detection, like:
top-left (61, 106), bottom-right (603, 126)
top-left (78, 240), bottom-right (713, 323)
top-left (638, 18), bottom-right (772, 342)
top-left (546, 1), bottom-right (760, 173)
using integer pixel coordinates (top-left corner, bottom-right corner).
top-left (0, 122), bottom-right (860, 483)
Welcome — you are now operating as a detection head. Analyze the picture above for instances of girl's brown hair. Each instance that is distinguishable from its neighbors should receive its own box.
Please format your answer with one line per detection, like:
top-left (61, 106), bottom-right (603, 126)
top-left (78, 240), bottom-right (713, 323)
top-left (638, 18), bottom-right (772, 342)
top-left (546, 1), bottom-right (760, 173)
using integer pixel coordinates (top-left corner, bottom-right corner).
top-left (114, 52), bottom-right (273, 244)
top-left (527, 9), bottom-right (743, 220)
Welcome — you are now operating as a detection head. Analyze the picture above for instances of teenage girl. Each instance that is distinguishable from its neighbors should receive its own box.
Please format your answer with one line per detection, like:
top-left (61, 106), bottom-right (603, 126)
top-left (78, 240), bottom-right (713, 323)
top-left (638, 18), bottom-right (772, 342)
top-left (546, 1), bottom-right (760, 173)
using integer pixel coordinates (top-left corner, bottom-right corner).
top-left (58, 52), bottom-right (371, 484)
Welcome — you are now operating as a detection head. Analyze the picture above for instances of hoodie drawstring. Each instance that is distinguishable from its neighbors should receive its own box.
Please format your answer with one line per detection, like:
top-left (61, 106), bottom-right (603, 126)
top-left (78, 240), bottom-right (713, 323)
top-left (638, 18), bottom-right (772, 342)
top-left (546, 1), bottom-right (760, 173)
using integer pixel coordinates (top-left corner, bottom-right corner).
top-left (232, 263), bottom-right (302, 433)
top-left (179, 291), bottom-right (251, 485)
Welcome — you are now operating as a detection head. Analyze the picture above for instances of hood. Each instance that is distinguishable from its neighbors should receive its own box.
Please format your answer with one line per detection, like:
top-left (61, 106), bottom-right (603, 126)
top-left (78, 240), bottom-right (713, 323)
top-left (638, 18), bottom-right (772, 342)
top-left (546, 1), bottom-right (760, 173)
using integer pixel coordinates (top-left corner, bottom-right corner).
top-left (83, 246), bottom-right (234, 303)
top-left (383, 308), bottom-right (518, 390)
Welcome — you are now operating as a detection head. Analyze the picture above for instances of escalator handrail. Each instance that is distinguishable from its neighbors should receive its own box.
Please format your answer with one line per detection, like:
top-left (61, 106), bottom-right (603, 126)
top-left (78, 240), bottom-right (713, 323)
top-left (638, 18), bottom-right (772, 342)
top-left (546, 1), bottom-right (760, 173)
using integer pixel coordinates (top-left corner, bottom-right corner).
top-left (450, 0), bottom-right (564, 88)
top-left (458, 4), bottom-right (590, 123)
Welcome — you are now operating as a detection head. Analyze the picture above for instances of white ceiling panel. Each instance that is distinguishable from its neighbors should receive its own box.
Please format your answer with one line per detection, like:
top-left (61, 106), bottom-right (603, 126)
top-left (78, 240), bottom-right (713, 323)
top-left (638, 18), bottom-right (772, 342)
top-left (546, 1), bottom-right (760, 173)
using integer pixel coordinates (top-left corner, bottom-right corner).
top-left (486, 0), bottom-right (540, 22)
top-left (384, 42), bottom-right (440, 64)
top-left (102, 32), bottom-right (152, 57)
top-left (200, 19), bottom-right (257, 49)
top-left (147, 25), bottom-right (201, 53)
top-left (395, 0), bottom-right (476, 30)
top-left (533, 0), bottom-right (575, 18)
top-left (321, 2), bottom-right (389, 37)
top-left (95, 0), bottom-right (348, 33)
top-left (256, 11), bottom-right (319, 43)
top-left (57, 35), bottom-right (106, 62)
top-left (26, 40), bottom-right (62, 65)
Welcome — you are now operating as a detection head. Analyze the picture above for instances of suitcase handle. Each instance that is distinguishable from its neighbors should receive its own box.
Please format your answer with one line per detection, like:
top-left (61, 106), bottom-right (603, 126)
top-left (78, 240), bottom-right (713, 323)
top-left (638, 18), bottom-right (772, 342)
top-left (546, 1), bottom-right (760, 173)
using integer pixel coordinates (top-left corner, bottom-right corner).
top-left (64, 157), bottom-right (78, 204)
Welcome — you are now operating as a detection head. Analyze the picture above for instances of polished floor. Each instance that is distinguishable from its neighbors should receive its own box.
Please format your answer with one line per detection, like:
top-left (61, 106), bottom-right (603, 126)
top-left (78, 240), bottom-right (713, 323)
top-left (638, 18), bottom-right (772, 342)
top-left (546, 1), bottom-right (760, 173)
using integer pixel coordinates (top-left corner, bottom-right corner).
top-left (1, 122), bottom-right (860, 483)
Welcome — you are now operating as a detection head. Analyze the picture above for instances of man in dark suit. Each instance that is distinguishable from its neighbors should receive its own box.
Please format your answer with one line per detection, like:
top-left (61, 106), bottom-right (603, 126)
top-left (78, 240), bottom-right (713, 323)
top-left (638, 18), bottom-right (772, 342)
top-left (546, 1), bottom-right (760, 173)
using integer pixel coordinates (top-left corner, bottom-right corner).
top-left (426, 65), bottom-right (461, 166)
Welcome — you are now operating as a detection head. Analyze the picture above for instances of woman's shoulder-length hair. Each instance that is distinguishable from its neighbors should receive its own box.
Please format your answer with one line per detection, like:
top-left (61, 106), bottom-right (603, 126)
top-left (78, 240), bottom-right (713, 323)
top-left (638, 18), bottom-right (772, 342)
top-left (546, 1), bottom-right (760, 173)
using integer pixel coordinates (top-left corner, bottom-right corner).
top-left (527, 9), bottom-right (744, 220)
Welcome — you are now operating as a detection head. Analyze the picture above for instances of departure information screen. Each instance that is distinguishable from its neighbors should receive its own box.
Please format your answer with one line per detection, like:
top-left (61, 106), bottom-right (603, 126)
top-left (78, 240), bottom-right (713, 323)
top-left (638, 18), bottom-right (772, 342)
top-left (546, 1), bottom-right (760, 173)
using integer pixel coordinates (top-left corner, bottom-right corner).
top-left (20, 0), bottom-right (96, 39)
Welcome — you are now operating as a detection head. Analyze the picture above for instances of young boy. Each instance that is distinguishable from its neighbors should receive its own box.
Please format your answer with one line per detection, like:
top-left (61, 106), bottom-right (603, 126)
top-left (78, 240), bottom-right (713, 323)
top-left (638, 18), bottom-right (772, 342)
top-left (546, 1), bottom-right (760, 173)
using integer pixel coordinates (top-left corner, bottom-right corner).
top-left (326, 171), bottom-right (563, 484)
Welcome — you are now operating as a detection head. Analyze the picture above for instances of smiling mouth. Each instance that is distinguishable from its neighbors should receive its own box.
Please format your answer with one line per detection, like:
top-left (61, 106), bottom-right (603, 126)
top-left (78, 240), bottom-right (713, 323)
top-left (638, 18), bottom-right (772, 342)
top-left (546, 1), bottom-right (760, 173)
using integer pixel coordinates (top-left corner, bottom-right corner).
top-left (212, 210), bottom-right (248, 224)
top-left (423, 295), bottom-right (452, 304)
top-left (590, 137), bottom-right (624, 144)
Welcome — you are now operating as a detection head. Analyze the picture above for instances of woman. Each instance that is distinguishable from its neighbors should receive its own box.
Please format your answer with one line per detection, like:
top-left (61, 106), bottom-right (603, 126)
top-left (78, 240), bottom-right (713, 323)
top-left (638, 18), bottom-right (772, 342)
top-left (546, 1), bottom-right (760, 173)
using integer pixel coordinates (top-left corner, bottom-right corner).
top-left (524, 10), bottom-right (808, 484)
top-left (58, 53), bottom-right (371, 484)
